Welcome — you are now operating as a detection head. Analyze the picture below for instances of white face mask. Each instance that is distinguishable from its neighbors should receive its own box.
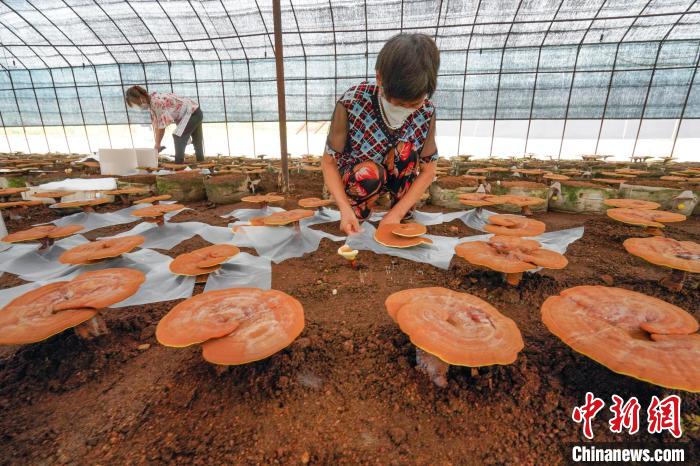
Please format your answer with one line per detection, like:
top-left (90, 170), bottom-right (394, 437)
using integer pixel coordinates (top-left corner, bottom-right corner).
top-left (139, 103), bottom-right (150, 111)
top-left (378, 93), bottom-right (419, 129)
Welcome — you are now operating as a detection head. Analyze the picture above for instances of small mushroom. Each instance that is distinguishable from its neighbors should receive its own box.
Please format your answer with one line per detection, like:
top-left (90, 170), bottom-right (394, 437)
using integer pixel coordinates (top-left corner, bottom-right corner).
top-left (374, 223), bottom-right (433, 248)
top-left (385, 287), bottom-right (523, 387)
top-left (623, 236), bottom-right (700, 291)
top-left (59, 235), bottom-right (145, 265)
top-left (156, 288), bottom-right (304, 366)
top-left (541, 286), bottom-right (700, 392)
top-left (455, 235), bottom-right (567, 285)
top-left (169, 244), bottom-right (240, 283)
top-left (131, 203), bottom-right (184, 226)
top-left (102, 187), bottom-right (150, 205)
top-left (0, 268), bottom-right (145, 344)
top-left (51, 198), bottom-right (111, 213)
top-left (337, 244), bottom-right (359, 268)
top-left (32, 191), bottom-right (76, 204)
top-left (484, 214), bottom-right (546, 237)
top-left (133, 194), bottom-right (173, 205)
top-left (2, 224), bottom-right (84, 250)
top-left (606, 208), bottom-right (686, 236)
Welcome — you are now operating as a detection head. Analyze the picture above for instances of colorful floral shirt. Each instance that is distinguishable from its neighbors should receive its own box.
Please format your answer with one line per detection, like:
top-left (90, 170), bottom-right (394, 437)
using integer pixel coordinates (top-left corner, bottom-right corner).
top-left (149, 92), bottom-right (199, 137)
top-left (326, 81), bottom-right (438, 172)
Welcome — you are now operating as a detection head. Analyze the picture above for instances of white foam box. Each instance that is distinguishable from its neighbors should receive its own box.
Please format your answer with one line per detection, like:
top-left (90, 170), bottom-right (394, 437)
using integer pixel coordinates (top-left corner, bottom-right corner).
top-left (98, 149), bottom-right (138, 176)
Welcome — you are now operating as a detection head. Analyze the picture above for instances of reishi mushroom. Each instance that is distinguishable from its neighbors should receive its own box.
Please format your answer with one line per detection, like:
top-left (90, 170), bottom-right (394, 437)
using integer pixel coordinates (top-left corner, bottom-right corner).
top-left (102, 187), bottom-right (150, 205)
top-left (623, 236), bottom-right (700, 291)
top-left (541, 286), bottom-right (700, 392)
top-left (133, 194), bottom-right (173, 205)
top-left (454, 235), bottom-right (567, 285)
top-left (0, 200), bottom-right (43, 220)
top-left (51, 198), bottom-right (111, 213)
top-left (156, 288), bottom-right (304, 366)
top-left (59, 235), bottom-right (145, 265)
top-left (262, 209), bottom-right (314, 227)
top-left (131, 203), bottom-right (184, 226)
top-left (484, 214), bottom-right (546, 237)
top-left (606, 208), bottom-right (686, 236)
top-left (169, 244), bottom-right (240, 283)
top-left (491, 195), bottom-right (544, 217)
top-left (241, 194), bottom-right (285, 209)
top-left (385, 287), bottom-right (523, 387)
top-left (374, 223), bottom-right (433, 248)
top-left (0, 268), bottom-right (145, 343)
top-left (298, 197), bottom-right (334, 210)
top-left (32, 191), bottom-right (76, 204)
top-left (2, 224), bottom-right (84, 250)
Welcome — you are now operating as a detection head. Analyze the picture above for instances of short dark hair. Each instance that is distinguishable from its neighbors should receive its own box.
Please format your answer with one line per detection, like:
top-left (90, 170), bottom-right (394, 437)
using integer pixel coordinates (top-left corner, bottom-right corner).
top-left (375, 33), bottom-right (440, 101)
top-left (125, 85), bottom-right (150, 107)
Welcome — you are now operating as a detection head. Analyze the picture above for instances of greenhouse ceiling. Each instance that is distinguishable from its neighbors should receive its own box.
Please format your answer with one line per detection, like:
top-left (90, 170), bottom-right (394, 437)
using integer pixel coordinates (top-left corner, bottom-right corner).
top-left (0, 0), bottom-right (699, 126)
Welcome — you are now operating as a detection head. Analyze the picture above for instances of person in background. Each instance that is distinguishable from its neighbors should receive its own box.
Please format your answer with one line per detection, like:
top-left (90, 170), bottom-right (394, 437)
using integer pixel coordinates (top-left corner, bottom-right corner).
top-left (125, 86), bottom-right (204, 164)
top-left (321, 33), bottom-right (440, 236)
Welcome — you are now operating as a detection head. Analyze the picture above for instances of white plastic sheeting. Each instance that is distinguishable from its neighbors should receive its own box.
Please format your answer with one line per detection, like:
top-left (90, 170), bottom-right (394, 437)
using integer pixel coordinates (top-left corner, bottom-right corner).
top-left (222, 206), bottom-right (285, 221)
top-left (204, 252), bottom-right (272, 291)
top-left (300, 207), bottom-right (341, 227)
top-left (38, 177), bottom-right (118, 192)
top-left (104, 220), bottom-right (233, 250)
top-left (231, 224), bottom-right (345, 263)
top-left (0, 234), bottom-right (90, 281)
top-left (47, 204), bottom-right (187, 234)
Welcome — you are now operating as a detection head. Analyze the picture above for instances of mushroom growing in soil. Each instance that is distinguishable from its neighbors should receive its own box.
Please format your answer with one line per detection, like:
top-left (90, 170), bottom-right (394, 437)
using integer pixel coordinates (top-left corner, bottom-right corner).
top-left (31, 191), bottom-right (76, 204)
top-left (241, 194), bottom-right (285, 210)
top-left (169, 244), bottom-right (240, 283)
top-left (262, 208), bottom-right (314, 229)
top-left (541, 286), bottom-right (700, 392)
top-left (603, 198), bottom-right (660, 210)
top-left (483, 214), bottom-right (546, 237)
top-left (59, 235), bottom-right (145, 265)
top-left (623, 236), bottom-right (700, 291)
top-left (0, 187), bottom-right (29, 203)
top-left (458, 193), bottom-right (497, 216)
top-left (455, 235), bottom-right (567, 285)
top-left (374, 223), bottom-right (432, 248)
top-left (133, 194), bottom-right (172, 205)
top-left (102, 187), bottom-right (150, 205)
top-left (298, 197), bottom-right (334, 211)
top-left (0, 268), bottom-right (145, 343)
top-left (385, 287), bottom-right (523, 387)
top-left (337, 244), bottom-right (359, 268)
top-left (2, 224), bottom-right (84, 250)
top-left (131, 203), bottom-right (184, 226)
top-left (0, 200), bottom-right (43, 220)
top-left (155, 288), bottom-right (304, 366)
top-left (490, 195), bottom-right (544, 217)
top-left (606, 208), bottom-right (686, 236)
top-left (51, 198), bottom-right (111, 213)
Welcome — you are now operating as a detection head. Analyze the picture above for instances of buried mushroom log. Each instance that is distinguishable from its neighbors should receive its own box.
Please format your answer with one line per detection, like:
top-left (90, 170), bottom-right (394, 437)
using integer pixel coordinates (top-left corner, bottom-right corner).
top-left (455, 235), bottom-right (567, 285)
top-left (385, 287), bottom-right (524, 387)
top-left (623, 236), bottom-right (700, 291)
top-left (59, 235), bottom-right (145, 265)
top-left (484, 214), bottom-right (546, 237)
top-left (541, 286), bottom-right (700, 392)
top-left (2, 224), bottom-right (84, 249)
top-left (606, 208), bottom-right (686, 236)
top-left (374, 223), bottom-right (432, 248)
top-left (155, 288), bottom-right (304, 365)
top-left (169, 244), bottom-right (240, 283)
top-left (0, 268), bottom-right (145, 344)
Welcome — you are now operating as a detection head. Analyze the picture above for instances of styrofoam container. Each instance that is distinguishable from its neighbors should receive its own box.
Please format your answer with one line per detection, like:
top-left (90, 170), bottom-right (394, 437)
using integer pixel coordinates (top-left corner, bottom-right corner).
top-left (135, 148), bottom-right (158, 168)
top-left (98, 148), bottom-right (138, 175)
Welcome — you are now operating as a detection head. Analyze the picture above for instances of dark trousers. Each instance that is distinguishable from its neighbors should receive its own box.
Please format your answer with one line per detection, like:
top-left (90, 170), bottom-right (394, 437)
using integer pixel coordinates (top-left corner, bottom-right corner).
top-left (173, 108), bottom-right (204, 163)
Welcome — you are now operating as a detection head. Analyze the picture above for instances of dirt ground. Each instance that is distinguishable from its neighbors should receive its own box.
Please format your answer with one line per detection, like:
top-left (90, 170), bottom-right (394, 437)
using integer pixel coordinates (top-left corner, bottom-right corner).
top-left (0, 171), bottom-right (698, 465)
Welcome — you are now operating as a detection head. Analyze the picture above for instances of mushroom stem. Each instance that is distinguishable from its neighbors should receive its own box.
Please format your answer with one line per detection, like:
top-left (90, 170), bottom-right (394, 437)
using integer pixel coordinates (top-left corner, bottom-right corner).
top-left (505, 272), bottom-right (523, 286)
top-left (350, 259), bottom-right (357, 269)
top-left (39, 237), bottom-right (54, 250)
top-left (659, 269), bottom-right (687, 292)
top-left (415, 348), bottom-right (449, 388)
top-left (74, 315), bottom-right (108, 340)
top-left (643, 226), bottom-right (664, 236)
top-left (520, 206), bottom-right (533, 217)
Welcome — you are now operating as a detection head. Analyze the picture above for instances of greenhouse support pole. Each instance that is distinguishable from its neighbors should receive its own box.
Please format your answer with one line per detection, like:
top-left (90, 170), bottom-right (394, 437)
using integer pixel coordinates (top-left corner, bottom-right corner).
top-left (273, 0), bottom-right (289, 193)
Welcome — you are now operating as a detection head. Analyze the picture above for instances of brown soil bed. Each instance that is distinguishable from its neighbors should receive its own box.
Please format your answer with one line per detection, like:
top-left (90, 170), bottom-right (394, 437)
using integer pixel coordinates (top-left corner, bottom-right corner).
top-left (561, 180), bottom-right (612, 189)
top-left (0, 174), bottom-right (698, 465)
top-left (624, 179), bottom-right (700, 190)
top-left (500, 180), bottom-right (546, 188)
top-left (436, 176), bottom-right (479, 189)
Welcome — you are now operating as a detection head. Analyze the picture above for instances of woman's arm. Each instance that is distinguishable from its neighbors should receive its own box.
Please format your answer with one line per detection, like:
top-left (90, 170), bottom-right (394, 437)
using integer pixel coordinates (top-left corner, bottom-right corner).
top-left (380, 116), bottom-right (438, 225)
top-left (321, 102), bottom-right (361, 235)
top-left (153, 127), bottom-right (165, 151)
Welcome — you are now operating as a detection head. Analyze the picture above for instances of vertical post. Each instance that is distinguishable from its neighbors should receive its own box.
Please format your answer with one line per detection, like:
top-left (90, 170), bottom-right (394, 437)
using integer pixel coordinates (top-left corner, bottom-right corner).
top-left (273, 0), bottom-right (289, 193)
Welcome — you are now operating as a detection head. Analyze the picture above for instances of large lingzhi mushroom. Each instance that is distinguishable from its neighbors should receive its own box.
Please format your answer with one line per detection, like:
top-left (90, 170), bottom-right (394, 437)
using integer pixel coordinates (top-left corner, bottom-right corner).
top-left (298, 197), bottom-right (334, 210)
top-left (169, 244), bottom-right (240, 283)
top-left (32, 191), bottom-right (76, 204)
top-left (102, 187), bottom-right (150, 205)
top-left (385, 287), bottom-right (523, 387)
top-left (51, 198), bottom-right (111, 213)
top-left (374, 223), bottom-right (433, 248)
top-left (241, 194), bottom-right (285, 209)
top-left (603, 198), bottom-right (660, 210)
top-left (156, 288), bottom-right (304, 365)
top-left (606, 208), bottom-right (686, 236)
top-left (262, 208), bottom-right (314, 227)
top-left (59, 235), bottom-right (145, 265)
top-left (133, 194), bottom-right (172, 205)
top-left (0, 187), bottom-right (29, 203)
top-left (491, 194), bottom-right (544, 217)
top-left (2, 224), bottom-right (84, 249)
top-left (623, 236), bottom-right (700, 291)
top-left (0, 268), bottom-right (145, 343)
top-left (455, 235), bottom-right (567, 285)
top-left (131, 203), bottom-right (184, 226)
top-left (484, 214), bottom-right (546, 237)
top-left (0, 200), bottom-right (43, 220)
top-left (541, 286), bottom-right (700, 392)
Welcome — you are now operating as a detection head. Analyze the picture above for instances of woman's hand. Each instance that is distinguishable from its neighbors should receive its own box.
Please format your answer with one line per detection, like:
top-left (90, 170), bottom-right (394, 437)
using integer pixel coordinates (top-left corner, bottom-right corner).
top-left (378, 210), bottom-right (404, 228)
top-left (339, 206), bottom-right (362, 236)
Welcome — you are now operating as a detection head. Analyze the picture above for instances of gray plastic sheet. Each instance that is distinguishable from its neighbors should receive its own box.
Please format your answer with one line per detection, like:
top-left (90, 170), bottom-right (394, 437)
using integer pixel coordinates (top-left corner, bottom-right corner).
top-left (442, 208), bottom-right (497, 231)
top-left (104, 221), bottom-right (234, 250)
top-left (204, 252), bottom-right (272, 291)
top-left (45, 204), bottom-right (187, 234)
top-left (231, 224), bottom-right (345, 263)
top-left (0, 234), bottom-right (90, 281)
top-left (222, 206), bottom-right (285, 220)
top-left (300, 207), bottom-right (341, 227)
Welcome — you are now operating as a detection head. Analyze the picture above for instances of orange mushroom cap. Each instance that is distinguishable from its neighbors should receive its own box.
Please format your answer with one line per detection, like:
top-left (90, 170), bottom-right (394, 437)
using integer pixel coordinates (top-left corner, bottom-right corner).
top-left (492, 195), bottom-right (544, 207)
top-left (603, 198), bottom-right (660, 210)
top-left (59, 235), bottom-right (145, 264)
top-left (601, 171), bottom-right (636, 178)
top-left (458, 193), bottom-right (498, 207)
top-left (385, 287), bottom-right (523, 366)
top-left (0, 200), bottom-right (43, 209)
top-left (1, 224), bottom-right (84, 243)
top-left (592, 178), bottom-right (628, 185)
top-left (660, 176), bottom-right (687, 182)
top-left (455, 235), bottom-right (567, 274)
top-left (543, 173), bottom-right (570, 181)
top-left (133, 194), bottom-right (172, 204)
top-left (132, 203), bottom-right (184, 218)
top-left (541, 286), bottom-right (700, 392)
top-left (156, 288), bottom-right (304, 365)
top-left (52, 198), bottom-right (110, 209)
top-left (103, 187), bottom-right (149, 196)
top-left (484, 214), bottom-right (546, 237)
top-left (606, 208), bottom-right (686, 228)
top-left (374, 224), bottom-right (433, 248)
top-left (0, 268), bottom-right (145, 345)
top-left (0, 187), bottom-right (29, 196)
top-left (241, 194), bottom-right (285, 205)
top-left (170, 244), bottom-right (240, 276)
top-left (623, 236), bottom-right (700, 273)
top-left (263, 209), bottom-right (314, 225)
top-left (298, 197), bottom-right (334, 208)
top-left (32, 191), bottom-right (76, 199)
top-left (390, 223), bottom-right (427, 238)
